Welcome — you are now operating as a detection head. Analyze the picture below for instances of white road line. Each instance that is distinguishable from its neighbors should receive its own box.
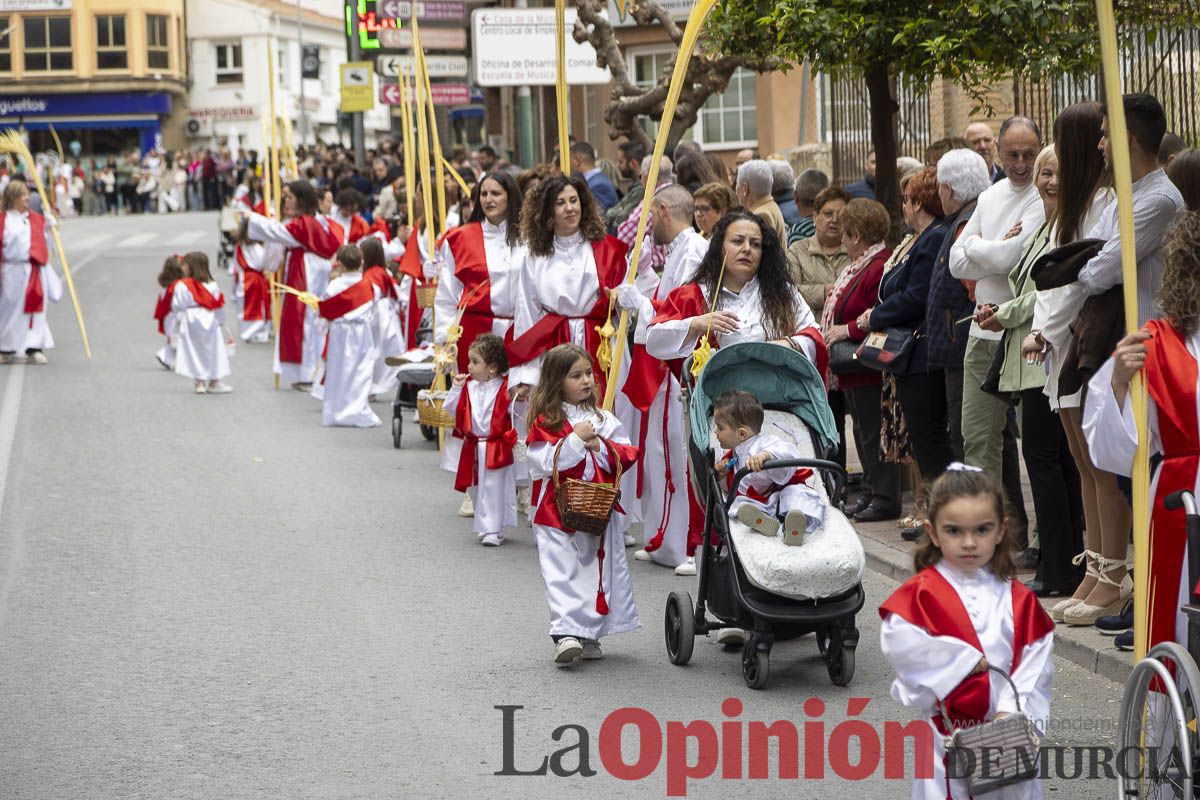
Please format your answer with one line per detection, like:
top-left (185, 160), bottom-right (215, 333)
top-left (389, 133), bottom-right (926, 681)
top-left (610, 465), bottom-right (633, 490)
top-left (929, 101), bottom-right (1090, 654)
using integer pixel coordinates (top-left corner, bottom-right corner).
top-left (64, 253), bottom-right (98, 276)
top-left (0, 364), bottom-right (26, 631)
top-left (124, 232), bottom-right (157, 247)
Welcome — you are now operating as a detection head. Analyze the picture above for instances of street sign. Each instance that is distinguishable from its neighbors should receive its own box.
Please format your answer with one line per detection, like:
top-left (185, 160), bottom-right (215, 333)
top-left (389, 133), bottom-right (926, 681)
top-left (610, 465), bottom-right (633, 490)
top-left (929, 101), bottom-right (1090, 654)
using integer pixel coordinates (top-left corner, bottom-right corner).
top-left (378, 0), bottom-right (465, 21)
top-left (380, 84), bottom-right (403, 105)
top-left (472, 9), bottom-right (608, 87)
top-left (340, 61), bottom-right (375, 113)
top-left (375, 54), bottom-right (468, 79)
top-left (380, 82), bottom-right (471, 106)
top-left (378, 26), bottom-right (467, 51)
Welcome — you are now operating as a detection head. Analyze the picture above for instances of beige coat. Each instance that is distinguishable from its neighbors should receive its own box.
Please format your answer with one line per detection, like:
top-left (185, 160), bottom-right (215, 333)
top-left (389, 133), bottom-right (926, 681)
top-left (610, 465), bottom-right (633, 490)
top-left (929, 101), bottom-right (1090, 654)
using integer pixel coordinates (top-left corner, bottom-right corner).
top-left (786, 237), bottom-right (851, 318)
top-left (749, 196), bottom-right (789, 247)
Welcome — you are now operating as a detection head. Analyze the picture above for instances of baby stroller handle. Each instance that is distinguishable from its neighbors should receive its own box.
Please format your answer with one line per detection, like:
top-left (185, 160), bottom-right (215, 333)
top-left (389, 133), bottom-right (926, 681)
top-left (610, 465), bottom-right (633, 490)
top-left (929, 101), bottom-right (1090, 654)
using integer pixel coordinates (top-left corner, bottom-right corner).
top-left (727, 458), bottom-right (845, 512)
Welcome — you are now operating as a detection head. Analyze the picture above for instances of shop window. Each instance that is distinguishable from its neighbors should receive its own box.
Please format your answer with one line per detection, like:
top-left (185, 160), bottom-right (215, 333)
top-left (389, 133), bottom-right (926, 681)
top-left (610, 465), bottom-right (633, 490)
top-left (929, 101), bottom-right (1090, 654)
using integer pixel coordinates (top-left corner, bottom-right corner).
top-left (24, 15), bottom-right (73, 72)
top-left (96, 15), bottom-right (127, 70)
top-left (0, 17), bottom-right (11, 72)
top-left (699, 68), bottom-right (757, 148)
top-left (147, 14), bottom-right (170, 70)
top-left (215, 42), bottom-right (242, 84)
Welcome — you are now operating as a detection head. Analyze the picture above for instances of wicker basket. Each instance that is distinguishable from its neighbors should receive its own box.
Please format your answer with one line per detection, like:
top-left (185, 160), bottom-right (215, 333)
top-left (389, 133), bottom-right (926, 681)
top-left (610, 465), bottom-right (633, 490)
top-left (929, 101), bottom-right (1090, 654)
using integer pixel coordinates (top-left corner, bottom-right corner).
top-left (415, 282), bottom-right (438, 308)
top-left (553, 437), bottom-right (623, 535)
top-left (416, 389), bottom-right (455, 429)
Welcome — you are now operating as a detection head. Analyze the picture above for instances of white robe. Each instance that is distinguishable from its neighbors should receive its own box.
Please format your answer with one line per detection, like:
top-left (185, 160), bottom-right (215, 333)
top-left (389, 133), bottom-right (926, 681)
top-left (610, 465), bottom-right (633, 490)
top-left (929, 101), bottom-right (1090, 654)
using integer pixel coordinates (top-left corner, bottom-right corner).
top-left (369, 288), bottom-right (405, 396)
top-left (156, 289), bottom-right (176, 369)
top-left (1083, 340), bottom-right (1195, 648)
top-left (0, 209), bottom-right (60, 353)
top-left (880, 562), bottom-right (1055, 800)
top-left (443, 377), bottom-right (518, 536)
top-left (317, 274), bottom-right (381, 428)
top-left (169, 280), bottom-right (229, 381)
top-left (237, 240), bottom-right (284, 342)
top-left (527, 404), bottom-right (640, 640)
top-left (723, 432), bottom-right (826, 532)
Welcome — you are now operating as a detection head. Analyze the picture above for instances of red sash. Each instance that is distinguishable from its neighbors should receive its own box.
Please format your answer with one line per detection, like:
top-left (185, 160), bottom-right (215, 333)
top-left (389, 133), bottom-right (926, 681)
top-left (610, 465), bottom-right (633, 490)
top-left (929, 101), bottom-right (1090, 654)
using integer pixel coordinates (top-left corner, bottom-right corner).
top-left (445, 222), bottom-right (507, 373)
top-left (399, 224), bottom-right (444, 350)
top-left (364, 266), bottom-right (398, 300)
top-left (318, 277), bottom-right (376, 320)
top-left (452, 377), bottom-right (517, 492)
top-left (879, 567), bottom-right (1053, 733)
top-left (1142, 318), bottom-right (1198, 652)
top-left (153, 290), bottom-right (171, 334)
top-left (171, 278), bottom-right (224, 310)
top-left (326, 217), bottom-right (346, 246)
top-left (279, 215), bottom-right (340, 365)
top-left (237, 245), bottom-right (271, 322)
top-left (508, 236), bottom-right (629, 394)
top-left (0, 211), bottom-right (50, 267)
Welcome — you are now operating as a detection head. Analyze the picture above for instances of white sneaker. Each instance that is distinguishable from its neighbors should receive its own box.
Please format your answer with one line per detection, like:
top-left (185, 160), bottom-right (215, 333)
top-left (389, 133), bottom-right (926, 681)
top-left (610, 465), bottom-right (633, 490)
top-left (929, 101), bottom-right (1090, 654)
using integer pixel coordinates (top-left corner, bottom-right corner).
top-left (25, 351), bottom-right (47, 365)
top-left (458, 495), bottom-right (475, 517)
top-left (193, 383), bottom-right (207, 394)
top-left (516, 486), bottom-right (531, 516)
top-left (580, 640), bottom-right (603, 660)
top-left (206, 382), bottom-right (233, 394)
top-left (674, 557), bottom-right (697, 576)
top-left (554, 637), bottom-right (583, 665)
top-left (633, 549), bottom-right (652, 561)
top-left (623, 533), bottom-right (636, 547)
top-left (782, 510), bottom-right (807, 547)
top-left (715, 628), bottom-right (747, 646)
top-left (481, 533), bottom-right (504, 547)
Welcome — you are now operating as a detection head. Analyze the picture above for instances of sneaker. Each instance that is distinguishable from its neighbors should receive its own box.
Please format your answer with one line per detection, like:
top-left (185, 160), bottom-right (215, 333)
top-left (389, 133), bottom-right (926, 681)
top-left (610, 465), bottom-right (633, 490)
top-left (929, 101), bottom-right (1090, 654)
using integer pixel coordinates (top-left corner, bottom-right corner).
top-left (633, 549), bottom-right (651, 561)
top-left (580, 640), bottom-right (603, 660)
top-left (736, 504), bottom-right (780, 536)
top-left (715, 628), bottom-right (746, 646)
top-left (194, 383), bottom-right (207, 394)
top-left (674, 557), bottom-right (697, 577)
top-left (206, 382), bottom-right (233, 394)
top-left (782, 510), bottom-right (807, 547)
top-left (1095, 599), bottom-right (1133, 635)
top-left (1114, 630), bottom-right (1135, 651)
top-left (25, 351), bottom-right (47, 365)
top-left (458, 495), bottom-right (475, 517)
top-left (623, 533), bottom-right (636, 547)
top-left (554, 637), bottom-right (583, 665)
top-left (481, 533), bottom-right (504, 547)
top-left (0, 353), bottom-right (14, 365)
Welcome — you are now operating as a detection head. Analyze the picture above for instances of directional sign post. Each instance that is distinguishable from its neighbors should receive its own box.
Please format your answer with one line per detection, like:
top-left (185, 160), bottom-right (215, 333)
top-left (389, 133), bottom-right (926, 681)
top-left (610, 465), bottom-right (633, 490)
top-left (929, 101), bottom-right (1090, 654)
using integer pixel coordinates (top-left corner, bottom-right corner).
top-left (378, 26), bottom-right (467, 51)
top-left (375, 54), bottom-right (469, 79)
top-left (379, 82), bottom-right (471, 106)
top-left (378, 0), bottom-right (466, 22)
top-left (380, 83), bottom-right (404, 105)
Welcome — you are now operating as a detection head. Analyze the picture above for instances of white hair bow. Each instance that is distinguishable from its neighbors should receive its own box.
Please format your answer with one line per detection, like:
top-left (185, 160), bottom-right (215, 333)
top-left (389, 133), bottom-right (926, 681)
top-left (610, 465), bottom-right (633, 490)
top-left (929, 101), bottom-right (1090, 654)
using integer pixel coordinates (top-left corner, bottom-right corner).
top-left (946, 462), bottom-right (984, 473)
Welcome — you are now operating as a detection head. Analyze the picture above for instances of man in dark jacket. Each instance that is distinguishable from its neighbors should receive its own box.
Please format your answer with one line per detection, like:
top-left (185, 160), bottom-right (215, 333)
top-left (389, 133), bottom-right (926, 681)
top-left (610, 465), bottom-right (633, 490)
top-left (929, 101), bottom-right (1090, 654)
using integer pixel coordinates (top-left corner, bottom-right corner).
top-left (569, 141), bottom-right (619, 212)
top-left (845, 150), bottom-right (877, 199)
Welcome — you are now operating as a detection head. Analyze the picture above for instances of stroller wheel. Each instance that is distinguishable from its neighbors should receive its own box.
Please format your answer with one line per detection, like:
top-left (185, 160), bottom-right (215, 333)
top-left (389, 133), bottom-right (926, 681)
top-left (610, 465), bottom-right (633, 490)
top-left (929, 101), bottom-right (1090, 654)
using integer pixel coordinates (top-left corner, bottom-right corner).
top-left (392, 417), bottom-right (402, 449)
top-left (741, 634), bottom-right (770, 690)
top-left (664, 591), bottom-right (695, 665)
top-left (825, 629), bottom-right (856, 687)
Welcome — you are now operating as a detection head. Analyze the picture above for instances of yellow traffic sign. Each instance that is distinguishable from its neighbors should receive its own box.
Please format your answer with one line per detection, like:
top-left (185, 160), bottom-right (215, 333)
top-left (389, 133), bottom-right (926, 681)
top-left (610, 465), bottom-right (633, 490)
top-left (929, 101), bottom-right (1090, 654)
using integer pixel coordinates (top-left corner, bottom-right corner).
top-left (340, 61), bottom-right (375, 113)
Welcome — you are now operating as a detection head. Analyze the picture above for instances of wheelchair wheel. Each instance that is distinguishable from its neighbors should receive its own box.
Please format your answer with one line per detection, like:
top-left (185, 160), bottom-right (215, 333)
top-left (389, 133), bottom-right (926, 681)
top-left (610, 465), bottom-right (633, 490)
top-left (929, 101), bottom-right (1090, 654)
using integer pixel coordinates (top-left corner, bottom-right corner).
top-left (664, 591), bottom-right (695, 666)
top-left (1117, 651), bottom-right (1195, 799)
top-left (741, 633), bottom-right (770, 690)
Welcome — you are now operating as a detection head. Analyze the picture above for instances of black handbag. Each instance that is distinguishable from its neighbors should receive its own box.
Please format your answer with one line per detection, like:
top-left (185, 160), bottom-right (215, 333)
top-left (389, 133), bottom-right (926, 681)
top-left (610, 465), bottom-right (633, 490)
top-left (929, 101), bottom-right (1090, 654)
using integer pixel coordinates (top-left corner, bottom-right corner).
top-left (855, 327), bottom-right (919, 373)
top-left (979, 331), bottom-right (1020, 405)
top-left (828, 338), bottom-right (874, 375)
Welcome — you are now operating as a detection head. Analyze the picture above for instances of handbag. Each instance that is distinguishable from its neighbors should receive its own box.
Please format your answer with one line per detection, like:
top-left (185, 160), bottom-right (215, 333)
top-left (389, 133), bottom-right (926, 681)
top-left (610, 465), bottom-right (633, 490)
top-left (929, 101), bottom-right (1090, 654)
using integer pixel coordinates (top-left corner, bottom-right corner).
top-left (827, 338), bottom-right (874, 375)
top-left (940, 666), bottom-right (1042, 795)
top-left (854, 326), bottom-right (919, 373)
top-left (979, 330), bottom-right (1020, 405)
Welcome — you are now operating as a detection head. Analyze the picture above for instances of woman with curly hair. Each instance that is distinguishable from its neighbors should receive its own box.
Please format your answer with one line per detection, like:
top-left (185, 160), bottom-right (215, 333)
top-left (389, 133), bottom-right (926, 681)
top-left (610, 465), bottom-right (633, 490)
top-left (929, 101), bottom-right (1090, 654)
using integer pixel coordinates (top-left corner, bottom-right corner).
top-left (1084, 209), bottom-right (1200, 657)
top-left (508, 174), bottom-right (653, 398)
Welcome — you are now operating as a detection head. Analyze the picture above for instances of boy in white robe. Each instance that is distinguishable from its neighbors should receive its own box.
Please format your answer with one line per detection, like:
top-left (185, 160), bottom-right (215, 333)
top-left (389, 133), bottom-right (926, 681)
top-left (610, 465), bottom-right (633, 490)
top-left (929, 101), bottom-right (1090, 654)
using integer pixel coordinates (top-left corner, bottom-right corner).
top-left (315, 245), bottom-right (381, 428)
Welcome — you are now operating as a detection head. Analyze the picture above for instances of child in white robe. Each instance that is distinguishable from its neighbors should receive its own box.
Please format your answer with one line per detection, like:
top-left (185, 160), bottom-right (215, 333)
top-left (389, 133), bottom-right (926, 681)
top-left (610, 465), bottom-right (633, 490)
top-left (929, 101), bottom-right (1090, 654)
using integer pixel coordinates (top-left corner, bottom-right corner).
top-left (525, 343), bottom-right (640, 666)
top-left (880, 465), bottom-right (1054, 800)
top-left (171, 252), bottom-right (231, 394)
top-left (712, 389), bottom-right (827, 545)
top-left (443, 334), bottom-right (518, 546)
top-left (316, 244), bottom-right (381, 428)
top-left (153, 255), bottom-right (184, 370)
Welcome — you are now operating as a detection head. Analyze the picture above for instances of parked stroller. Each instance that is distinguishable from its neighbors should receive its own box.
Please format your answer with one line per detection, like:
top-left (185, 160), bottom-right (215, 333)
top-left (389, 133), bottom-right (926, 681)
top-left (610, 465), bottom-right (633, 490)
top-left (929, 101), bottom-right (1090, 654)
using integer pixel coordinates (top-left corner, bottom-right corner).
top-left (663, 341), bottom-right (866, 689)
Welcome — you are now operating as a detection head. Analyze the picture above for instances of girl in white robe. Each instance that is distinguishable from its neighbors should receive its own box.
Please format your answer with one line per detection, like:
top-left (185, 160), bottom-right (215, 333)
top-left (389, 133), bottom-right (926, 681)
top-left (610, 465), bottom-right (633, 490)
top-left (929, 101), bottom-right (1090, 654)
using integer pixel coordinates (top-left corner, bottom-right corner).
top-left (317, 247), bottom-right (381, 428)
top-left (443, 335), bottom-right (518, 546)
top-left (358, 238), bottom-right (405, 397)
top-left (170, 253), bottom-right (231, 393)
top-left (880, 465), bottom-right (1054, 800)
top-left (0, 183), bottom-right (59, 364)
top-left (525, 343), bottom-right (640, 666)
top-left (154, 255), bottom-right (185, 370)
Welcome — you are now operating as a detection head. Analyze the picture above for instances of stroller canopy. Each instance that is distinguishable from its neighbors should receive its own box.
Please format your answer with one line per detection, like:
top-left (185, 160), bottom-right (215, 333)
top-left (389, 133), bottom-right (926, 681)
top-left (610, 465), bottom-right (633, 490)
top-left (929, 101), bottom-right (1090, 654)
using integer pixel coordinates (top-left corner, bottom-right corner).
top-left (690, 341), bottom-right (838, 454)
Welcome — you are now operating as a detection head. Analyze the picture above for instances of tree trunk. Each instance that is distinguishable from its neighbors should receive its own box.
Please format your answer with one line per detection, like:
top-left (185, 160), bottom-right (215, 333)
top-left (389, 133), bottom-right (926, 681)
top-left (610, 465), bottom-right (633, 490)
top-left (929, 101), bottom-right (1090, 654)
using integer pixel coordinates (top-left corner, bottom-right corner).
top-left (864, 62), bottom-right (901, 238)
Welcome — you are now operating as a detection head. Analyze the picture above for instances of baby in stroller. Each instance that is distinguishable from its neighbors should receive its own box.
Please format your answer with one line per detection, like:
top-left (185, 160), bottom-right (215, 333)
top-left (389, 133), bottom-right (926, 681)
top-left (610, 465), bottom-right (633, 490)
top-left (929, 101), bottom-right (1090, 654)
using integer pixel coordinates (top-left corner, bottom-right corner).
top-left (714, 390), bottom-right (826, 547)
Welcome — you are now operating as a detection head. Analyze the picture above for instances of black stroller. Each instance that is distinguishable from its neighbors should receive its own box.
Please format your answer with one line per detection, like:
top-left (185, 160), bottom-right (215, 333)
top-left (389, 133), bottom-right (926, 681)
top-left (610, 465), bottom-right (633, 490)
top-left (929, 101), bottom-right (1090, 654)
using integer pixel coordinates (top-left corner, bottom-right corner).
top-left (663, 342), bottom-right (866, 689)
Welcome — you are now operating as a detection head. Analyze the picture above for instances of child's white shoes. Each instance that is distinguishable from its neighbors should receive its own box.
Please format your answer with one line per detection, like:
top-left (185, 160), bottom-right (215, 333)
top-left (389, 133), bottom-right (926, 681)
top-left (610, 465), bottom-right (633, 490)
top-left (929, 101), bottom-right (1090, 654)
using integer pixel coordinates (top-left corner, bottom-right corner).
top-left (554, 637), bottom-right (583, 666)
top-left (580, 640), bottom-right (603, 660)
top-left (481, 533), bottom-right (504, 547)
top-left (782, 510), bottom-right (808, 547)
top-left (736, 504), bottom-right (780, 537)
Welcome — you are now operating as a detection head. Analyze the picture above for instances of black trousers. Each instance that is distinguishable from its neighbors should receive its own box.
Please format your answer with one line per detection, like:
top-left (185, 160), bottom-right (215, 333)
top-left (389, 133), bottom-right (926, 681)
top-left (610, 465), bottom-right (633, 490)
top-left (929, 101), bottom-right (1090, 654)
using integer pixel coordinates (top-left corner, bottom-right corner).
top-left (1021, 388), bottom-right (1085, 589)
top-left (1002, 408), bottom-right (1030, 548)
top-left (943, 366), bottom-right (965, 462)
top-left (896, 370), bottom-right (954, 483)
top-left (845, 382), bottom-right (902, 512)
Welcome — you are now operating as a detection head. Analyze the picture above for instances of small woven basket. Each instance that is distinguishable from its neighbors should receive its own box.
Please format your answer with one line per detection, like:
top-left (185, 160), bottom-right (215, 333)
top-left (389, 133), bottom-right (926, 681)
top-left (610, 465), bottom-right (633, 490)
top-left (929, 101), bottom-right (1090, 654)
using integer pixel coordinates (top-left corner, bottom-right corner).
top-left (553, 437), bottom-right (622, 535)
top-left (415, 282), bottom-right (438, 308)
top-left (416, 389), bottom-right (455, 429)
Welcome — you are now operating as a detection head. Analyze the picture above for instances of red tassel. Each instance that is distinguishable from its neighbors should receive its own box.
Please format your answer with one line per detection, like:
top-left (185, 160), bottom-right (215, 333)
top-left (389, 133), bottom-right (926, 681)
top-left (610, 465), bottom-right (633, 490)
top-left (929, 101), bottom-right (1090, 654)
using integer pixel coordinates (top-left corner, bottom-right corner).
top-left (596, 590), bottom-right (609, 615)
top-left (595, 537), bottom-right (609, 615)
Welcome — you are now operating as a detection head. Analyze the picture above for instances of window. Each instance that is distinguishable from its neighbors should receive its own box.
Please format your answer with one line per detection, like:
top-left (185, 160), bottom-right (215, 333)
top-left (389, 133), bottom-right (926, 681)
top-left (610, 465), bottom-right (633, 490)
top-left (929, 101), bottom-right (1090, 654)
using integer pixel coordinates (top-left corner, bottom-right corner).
top-left (0, 16), bottom-right (11, 72)
top-left (146, 14), bottom-right (170, 70)
top-left (24, 15), bottom-right (72, 72)
top-left (276, 46), bottom-right (287, 91)
top-left (699, 68), bottom-right (757, 147)
top-left (629, 49), bottom-right (697, 141)
top-left (214, 42), bottom-right (242, 84)
top-left (95, 15), bottom-right (127, 70)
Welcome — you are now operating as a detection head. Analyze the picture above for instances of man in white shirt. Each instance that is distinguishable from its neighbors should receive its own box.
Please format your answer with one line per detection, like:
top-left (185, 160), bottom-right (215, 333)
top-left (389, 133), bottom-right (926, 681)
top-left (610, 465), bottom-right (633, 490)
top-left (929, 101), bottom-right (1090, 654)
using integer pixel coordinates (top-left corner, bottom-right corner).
top-left (949, 117), bottom-right (1045, 484)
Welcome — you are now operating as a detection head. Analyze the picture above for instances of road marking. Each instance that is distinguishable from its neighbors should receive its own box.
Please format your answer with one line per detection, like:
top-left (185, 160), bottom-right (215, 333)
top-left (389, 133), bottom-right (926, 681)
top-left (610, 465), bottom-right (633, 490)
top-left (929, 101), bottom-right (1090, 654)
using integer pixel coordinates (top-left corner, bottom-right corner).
top-left (70, 234), bottom-right (111, 251)
top-left (0, 364), bottom-right (25, 631)
top-left (124, 232), bottom-right (157, 247)
top-left (65, 253), bottom-right (98, 276)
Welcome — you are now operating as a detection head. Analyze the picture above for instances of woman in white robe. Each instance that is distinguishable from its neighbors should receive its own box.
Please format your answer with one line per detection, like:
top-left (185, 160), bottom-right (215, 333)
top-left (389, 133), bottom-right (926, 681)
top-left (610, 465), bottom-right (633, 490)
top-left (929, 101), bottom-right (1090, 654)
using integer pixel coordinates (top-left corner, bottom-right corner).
top-left (0, 181), bottom-right (60, 364)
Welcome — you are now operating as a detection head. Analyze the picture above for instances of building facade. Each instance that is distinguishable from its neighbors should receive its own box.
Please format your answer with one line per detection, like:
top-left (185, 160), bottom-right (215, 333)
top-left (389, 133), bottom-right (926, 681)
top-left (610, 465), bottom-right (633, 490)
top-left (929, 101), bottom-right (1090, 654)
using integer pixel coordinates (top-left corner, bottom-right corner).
top-left (0, 0), bottom-right (188, 156)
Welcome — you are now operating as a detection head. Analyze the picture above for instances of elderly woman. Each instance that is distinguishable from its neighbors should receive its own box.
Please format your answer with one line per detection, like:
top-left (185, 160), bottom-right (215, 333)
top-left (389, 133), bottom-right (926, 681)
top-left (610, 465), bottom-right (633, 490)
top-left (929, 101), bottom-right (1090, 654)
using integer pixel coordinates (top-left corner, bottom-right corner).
top-left (693, 181), bottom-right (737, 238)
top-left (975, 144), bottom-right (1085, 599)
top-left (823, 199), bottom-right (899, 522)
top-left (786, 187), bottom-right (852, 319)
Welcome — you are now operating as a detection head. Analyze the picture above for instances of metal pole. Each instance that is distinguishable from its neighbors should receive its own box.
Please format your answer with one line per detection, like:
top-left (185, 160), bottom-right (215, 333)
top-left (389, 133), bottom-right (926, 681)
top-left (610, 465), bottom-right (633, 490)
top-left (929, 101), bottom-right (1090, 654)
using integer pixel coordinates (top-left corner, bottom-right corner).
top-left (346, 0), bottom-right (366, 167)
top-left (514, 0), bottom-right (535, 167)
top-left (296, 1), bottom-right (308, 145)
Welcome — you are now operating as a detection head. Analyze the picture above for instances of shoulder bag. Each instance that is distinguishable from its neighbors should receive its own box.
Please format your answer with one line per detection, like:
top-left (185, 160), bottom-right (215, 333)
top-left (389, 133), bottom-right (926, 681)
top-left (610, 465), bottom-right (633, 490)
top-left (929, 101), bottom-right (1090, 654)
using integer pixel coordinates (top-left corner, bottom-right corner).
top-left (940, 665), bottom-right (1042, 795)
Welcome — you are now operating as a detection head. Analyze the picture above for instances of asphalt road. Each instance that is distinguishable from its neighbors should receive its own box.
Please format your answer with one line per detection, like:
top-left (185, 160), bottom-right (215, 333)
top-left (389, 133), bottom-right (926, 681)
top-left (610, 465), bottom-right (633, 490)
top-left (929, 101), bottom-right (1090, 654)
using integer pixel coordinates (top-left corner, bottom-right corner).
top-left (0, 211), bottom-right (1125, 799)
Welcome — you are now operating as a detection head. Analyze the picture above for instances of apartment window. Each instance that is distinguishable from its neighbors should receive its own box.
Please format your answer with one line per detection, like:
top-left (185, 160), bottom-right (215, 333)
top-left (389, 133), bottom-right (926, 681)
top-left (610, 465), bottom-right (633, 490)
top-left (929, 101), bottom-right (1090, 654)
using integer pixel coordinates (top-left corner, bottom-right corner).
top-left (95, 15), bottom-right (127, 70)
top-left (0, 17), bottom-right (11, 73)
top-left (214, 42), bottom-right (242, 84)
top-left (629, 49), bottom-right (697, 142)
top-left (24, 15), bottom-right (72, 72)
top-left (699, 68), bottom-right (757, 147)
top-left (147, 14), bottom-right (170, 70)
